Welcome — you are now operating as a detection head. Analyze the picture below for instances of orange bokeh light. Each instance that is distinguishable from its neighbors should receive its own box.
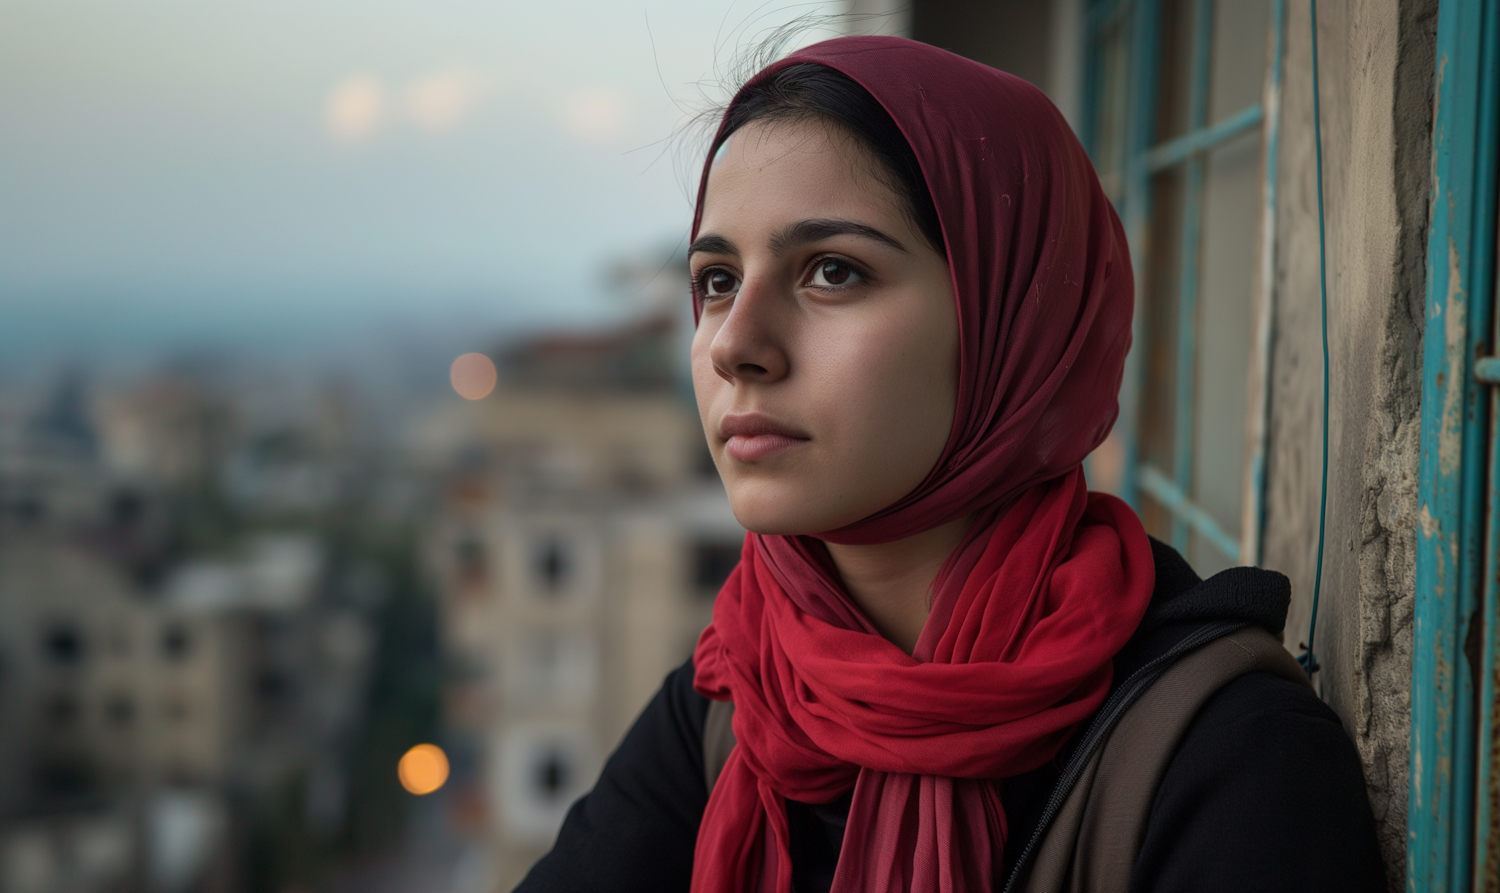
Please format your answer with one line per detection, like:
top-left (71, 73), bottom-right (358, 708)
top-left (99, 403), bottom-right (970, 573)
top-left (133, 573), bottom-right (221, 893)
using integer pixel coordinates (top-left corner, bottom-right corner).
top-left (450, 352), bottom-right (497, 401)
top-left (398, 743), bottom-right (450, 795)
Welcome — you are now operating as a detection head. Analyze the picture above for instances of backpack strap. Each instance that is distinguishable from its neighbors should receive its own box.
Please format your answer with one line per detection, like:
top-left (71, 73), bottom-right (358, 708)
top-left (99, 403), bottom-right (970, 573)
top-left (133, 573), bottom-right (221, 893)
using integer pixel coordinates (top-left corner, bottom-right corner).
top-left (1012, 625), bottom-right (1311, 893)
top-left (704, 698), bottom-right (737, 793)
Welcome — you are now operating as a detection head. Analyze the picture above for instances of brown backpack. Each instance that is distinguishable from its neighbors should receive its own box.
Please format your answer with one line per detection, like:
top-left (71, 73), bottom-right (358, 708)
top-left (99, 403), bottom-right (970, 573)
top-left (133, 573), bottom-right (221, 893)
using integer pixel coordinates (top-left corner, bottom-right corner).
top-left (701, 623), bottom-right (1310, 893)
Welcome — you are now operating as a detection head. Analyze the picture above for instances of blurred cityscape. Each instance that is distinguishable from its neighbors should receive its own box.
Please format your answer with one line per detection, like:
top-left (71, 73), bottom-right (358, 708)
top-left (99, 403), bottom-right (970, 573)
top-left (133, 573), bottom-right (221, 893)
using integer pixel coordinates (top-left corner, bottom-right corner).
top-left (0, 247), bottom-right (742, 892)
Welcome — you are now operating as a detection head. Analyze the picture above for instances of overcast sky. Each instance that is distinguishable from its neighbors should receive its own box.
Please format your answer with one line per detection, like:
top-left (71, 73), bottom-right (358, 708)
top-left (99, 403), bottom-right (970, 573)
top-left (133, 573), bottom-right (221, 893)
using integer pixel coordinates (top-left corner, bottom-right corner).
top-left (0, 0), bottom-right (851, 373)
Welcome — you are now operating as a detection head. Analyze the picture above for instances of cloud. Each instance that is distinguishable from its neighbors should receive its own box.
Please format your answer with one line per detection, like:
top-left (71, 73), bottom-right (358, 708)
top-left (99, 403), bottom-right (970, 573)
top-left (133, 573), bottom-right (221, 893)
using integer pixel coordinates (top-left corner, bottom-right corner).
top-left (325, 74), bottom-right (386, 143)
top-left (402, 67), bottom-right (487, 134)
top-left (561, 88), bottom-right (632, 142)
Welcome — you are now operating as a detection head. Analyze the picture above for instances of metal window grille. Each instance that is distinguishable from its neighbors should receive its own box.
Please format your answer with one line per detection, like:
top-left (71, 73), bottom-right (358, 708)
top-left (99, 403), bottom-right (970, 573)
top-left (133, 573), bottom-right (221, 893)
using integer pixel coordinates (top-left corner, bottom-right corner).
top-left (1081, 0), bottom-right (1284, 571)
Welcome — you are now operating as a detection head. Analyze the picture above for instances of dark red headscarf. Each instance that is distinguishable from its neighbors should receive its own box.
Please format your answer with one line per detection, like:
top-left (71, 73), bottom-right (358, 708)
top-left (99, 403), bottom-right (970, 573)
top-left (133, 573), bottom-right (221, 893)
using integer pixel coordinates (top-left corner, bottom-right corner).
top-left (691, 37), bottom-right (1154, 893)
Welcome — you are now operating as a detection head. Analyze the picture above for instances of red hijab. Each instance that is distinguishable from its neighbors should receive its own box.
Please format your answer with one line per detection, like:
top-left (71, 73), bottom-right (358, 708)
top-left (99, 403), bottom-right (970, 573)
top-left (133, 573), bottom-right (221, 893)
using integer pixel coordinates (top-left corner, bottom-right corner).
top-left (691, 36), bottom-right (1154, 893)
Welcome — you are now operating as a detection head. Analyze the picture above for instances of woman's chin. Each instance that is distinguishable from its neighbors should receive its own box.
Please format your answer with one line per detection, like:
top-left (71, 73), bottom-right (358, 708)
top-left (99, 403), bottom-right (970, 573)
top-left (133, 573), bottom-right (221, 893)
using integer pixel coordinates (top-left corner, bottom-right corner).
top-left (729, 506), bottom-right (821, 537)
top-left (726, 487), bottom-right (865, 538)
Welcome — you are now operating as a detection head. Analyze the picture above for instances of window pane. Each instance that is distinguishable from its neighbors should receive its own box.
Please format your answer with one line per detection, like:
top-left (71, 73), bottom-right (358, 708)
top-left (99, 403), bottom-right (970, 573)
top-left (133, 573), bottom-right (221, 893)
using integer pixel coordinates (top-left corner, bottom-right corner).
top-left (1137, 165), bottom-right (1187, 541)
top-left (1208, 0), bottom-right (1270, 124)
top-left (691, 541), bottom-right (740, 598)
top-left (1153, 0), bottom-right (1199, 144)
top-left (1092, 18), bottom-right (1133, 203)
top-left (1190, 529), bottom-right (1236, 577)
top-left (1189, 128), bottom-right (1261, 572)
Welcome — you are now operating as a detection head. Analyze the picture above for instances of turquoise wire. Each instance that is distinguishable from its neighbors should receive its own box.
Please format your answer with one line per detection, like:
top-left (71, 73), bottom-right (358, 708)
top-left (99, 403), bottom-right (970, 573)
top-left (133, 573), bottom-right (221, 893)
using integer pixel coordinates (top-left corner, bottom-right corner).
top-left (1302, 0), bottom-right (1330, 675)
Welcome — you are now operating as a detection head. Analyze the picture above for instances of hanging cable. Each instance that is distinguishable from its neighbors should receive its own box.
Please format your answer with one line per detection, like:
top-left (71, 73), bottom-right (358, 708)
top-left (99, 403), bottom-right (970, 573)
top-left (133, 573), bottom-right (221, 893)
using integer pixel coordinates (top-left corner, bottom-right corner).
top-left (1299, 0), bottom-right (1331, 676)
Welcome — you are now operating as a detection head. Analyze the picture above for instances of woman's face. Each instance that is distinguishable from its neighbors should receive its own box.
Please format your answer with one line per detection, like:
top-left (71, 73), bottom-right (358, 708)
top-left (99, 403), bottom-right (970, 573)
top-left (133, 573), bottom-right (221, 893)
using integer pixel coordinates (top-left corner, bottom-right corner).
top-left (690, 120), bottom-right (958, 536)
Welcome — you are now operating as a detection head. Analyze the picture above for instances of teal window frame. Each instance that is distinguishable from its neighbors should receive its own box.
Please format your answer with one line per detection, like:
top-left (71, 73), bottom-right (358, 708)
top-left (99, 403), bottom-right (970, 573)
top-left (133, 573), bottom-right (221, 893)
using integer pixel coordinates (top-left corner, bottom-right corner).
top-left (1080, 0), bottom-right (1286, 567)
top-left (1410, 0), bottom-right (1500, 888)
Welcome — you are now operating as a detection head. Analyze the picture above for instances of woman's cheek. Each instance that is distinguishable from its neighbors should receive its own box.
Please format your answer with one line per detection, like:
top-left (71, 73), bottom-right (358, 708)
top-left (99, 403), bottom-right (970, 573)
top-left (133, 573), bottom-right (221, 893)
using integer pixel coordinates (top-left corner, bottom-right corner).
top-left (852, 305), bottom-right (957, 491)
top-left (816, 332), bottom-right (929, 499)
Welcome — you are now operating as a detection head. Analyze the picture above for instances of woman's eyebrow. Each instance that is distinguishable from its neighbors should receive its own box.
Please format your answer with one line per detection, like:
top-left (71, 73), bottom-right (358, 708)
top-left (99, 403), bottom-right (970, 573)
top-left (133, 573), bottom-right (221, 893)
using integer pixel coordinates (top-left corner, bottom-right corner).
top-left (688, 234), bottom-right (736, 258)
top-left (770, 218), bottom-right (908, 254)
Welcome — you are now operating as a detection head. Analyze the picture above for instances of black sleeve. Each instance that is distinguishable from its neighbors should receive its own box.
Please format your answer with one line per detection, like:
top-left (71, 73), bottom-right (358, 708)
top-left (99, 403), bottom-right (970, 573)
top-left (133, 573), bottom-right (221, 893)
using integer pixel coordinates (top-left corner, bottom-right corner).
top-left (516, 657), bottom-right (710, 892)
top-left (1129, 673), bottom-right (1387, 893)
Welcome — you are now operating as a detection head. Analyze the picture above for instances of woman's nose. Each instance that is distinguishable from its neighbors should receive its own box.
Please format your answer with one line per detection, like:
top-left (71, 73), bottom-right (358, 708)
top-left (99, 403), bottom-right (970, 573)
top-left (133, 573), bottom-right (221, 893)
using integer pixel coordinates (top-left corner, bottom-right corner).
top-left (708, 279), bottom-right (790, 385)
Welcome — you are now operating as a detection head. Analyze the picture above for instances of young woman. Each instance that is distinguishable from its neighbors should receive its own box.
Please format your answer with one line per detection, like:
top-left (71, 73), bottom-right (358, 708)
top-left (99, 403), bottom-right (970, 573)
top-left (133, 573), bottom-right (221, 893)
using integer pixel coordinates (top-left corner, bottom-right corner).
top-left (518, 36), bottom-right (1384, 893)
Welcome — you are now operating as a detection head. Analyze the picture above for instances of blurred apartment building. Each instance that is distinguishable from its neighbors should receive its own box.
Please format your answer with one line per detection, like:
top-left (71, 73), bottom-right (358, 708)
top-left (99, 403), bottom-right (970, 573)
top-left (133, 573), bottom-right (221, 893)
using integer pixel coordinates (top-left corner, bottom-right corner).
top-left (421, 307), bottom-right (741, 889)
top-left (0, 371), bottom-right (384, 893)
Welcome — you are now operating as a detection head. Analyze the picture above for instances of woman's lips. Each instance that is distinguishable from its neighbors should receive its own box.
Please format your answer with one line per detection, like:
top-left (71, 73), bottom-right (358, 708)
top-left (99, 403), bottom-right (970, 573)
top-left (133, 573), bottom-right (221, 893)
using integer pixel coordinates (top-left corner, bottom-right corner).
top-left (724, 432), bottom-right (805, 462)
top-left (720, 413), bottom-right (810, 463)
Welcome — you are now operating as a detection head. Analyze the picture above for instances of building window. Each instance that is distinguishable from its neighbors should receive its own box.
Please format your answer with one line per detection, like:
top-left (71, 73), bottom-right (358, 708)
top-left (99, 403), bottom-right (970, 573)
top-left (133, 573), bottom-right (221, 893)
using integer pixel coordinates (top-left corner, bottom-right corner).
top-left (1083, 0), bottom-right (1280, 574)
top-left (691, 542), bottom-right (741, 599)
top-left (14, 495), bottom-right (45, 525)
top-left (105, 694), bottom-right (135, 728)
top-left (43, 692), bottom-right (79, 729)
top-left (497, 727), bottom-right (596, 843)
top-left (255, 671), bottom-right (291, 703)
top-left (161, 623), bottom-right (192, 661)
top-left (36, 754), bottom-right (94, 797)
top-left (109, 489), bottom-right (145, 528)
top-left (456, 533), bottom-right (489, 588)
top-left (533, 537), bottom-right (572, 596)
top-left (531, 747), bottom-right (573, 802)
top-left (43, 622), bottom-right (84, 665)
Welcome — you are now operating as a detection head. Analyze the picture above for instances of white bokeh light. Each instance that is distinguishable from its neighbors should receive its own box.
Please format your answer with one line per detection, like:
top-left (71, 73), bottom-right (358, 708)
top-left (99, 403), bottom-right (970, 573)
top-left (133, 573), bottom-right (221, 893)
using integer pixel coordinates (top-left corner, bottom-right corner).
top-left (403, 67), bottom-right (488, 135)
top-left (560, 88), bottom-right (633, 142)
top-left (325, 74), bottom-right (386, 142)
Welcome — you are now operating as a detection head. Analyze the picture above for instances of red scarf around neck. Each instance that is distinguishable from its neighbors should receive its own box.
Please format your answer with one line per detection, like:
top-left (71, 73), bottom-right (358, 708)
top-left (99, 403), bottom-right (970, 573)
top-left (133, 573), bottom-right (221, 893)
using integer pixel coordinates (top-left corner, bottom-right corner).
top-left (689, 37), bottom-right (1153, 893)
top-left (693, 471), bottom-right (1151, 893)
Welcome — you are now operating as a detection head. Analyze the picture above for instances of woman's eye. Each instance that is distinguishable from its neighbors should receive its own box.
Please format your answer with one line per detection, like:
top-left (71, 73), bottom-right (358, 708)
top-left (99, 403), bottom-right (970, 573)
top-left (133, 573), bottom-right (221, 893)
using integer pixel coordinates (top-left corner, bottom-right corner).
top-left (700, 269), bottom-right (739, 298)
top-left (809, 260), bottom-right (860, 288)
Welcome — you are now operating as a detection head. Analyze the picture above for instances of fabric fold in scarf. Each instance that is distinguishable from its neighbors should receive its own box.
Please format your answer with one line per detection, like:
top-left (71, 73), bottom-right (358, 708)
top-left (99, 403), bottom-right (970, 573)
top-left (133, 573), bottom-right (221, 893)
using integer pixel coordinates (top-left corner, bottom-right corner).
top-left (689, 36), bottom-right (1152, 893)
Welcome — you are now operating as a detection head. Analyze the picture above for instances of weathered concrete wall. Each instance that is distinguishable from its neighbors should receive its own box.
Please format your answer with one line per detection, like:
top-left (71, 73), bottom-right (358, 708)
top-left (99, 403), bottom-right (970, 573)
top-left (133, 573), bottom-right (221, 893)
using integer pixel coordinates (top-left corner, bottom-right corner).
top-left (1261, 0), bottom-right (1436, 886)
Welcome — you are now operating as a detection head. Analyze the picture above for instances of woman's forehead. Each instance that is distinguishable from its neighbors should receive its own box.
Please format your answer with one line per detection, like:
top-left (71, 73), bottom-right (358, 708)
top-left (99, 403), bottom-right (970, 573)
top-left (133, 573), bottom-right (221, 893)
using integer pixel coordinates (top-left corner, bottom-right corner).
top-left (700, 121), bottom-right (912, 238)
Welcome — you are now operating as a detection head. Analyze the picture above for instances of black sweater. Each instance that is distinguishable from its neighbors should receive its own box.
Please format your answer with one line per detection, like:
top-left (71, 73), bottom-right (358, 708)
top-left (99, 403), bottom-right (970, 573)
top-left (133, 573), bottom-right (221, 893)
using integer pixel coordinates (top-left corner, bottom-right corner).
top-left (517, 540), bottom-right (1386, 892)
